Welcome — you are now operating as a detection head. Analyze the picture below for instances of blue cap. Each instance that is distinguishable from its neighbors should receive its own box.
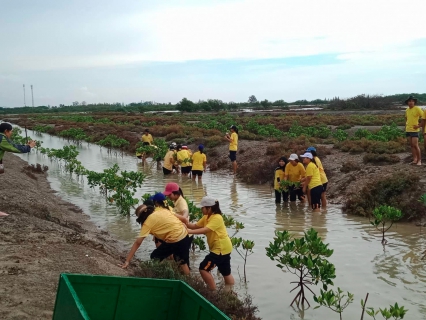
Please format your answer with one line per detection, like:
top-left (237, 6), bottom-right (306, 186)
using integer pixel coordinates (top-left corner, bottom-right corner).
top-left (198, 144), bottom-right (204, 150)
top-left (150, 193), bottom-right (166, 202)
top-left (306, 146), bottom-right (316, 152)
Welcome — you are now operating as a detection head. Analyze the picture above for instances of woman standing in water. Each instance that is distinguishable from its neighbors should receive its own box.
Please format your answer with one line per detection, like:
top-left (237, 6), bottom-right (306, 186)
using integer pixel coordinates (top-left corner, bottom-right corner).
top-left (300, 152), bottom-right (322, 212)
top-left (120, 194), bottom-right (190, 274)
top-left (285, 154), bottom-right (306, 203)
top-left (191, 145), bottom-right (207, 180)
top-left (186, 196), bottom-right (234, 291)
top-left (176, 145), bottom-right (191, 176)
top-left (225, 125), bottom-right (238, 175)
top-left (162, 144), bottom-right (176, 175)
top-left (306, 147), bottom-right (328, 208)
top-left (273, 157), bottom-right (288, 204)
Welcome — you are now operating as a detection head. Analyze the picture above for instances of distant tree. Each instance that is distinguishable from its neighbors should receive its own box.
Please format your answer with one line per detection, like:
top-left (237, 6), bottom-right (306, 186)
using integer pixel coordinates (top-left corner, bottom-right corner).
top-left (248, 95), bottom-right (258, 104)
top-left (176, 98), bottom-right (196, 112)
top-left (228, 102), bottom-right (239, 110)
top-left (208, 99), bottom-right (224, 112)
top-left (260, 99), bottom-right (272, 108)
top-left (81, 101), bottom-right (87, 106)
top-left (273, 99), bottom-right (287, 106)
top-left (198, 100), bottom-right (211, 111)
top-left (72, 101), bottom-right (79, 106)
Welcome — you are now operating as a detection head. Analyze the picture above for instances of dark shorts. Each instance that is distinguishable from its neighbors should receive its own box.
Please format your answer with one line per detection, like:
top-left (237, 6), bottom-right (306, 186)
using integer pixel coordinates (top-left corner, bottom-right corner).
top-left (136, 155), bottom-right (142, 159)
top-left (192, 170), bottom-right (203, 176)
top-left (199, 252), bottom-right (231, 276)
top-left (142, 142), bottom-right (150, 146)
top-left (229, 151), bottom-right (237, 162)
top-left (163, 167), bottom-right (172, 175)
top-left (181, 166), bottom-right (191, 174)
top-left (310, 185), bottom-right (323, 210)
top-left (289, 186), bottom-right (305, 202)
top-left (322, 183), bottom-right (328, 192)
top-left (150, 235), bottom-right (190, 266)
top-left (406, 132), bottom-right (419, 138)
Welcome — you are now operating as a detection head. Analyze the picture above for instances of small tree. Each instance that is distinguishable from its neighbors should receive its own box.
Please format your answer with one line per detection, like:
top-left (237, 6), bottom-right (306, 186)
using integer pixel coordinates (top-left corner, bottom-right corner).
top-left (370, 206), bottom-right (402, 244)
top-left (266, 228), bottom-right (336, 307)
top-left (248, 95), bottom-right (258, 104)
top-left (231, 237), bottom-right (254, 283)
top-left (314, 288), bottom-right (354, 320)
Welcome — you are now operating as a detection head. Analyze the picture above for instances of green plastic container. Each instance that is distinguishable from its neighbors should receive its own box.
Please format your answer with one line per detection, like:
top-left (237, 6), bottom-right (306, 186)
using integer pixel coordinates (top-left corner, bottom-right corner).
top-left (53, 274), bottom-right (230, 320)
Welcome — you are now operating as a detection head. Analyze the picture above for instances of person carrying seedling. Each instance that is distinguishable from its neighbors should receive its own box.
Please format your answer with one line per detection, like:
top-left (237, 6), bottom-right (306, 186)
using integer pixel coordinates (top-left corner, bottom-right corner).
top-left (306, 147), bottom-right (328, 208)
top-left (284, 154), bottom-right (306, 203)
top-left (182, 145), bottom-right (193, 175)
top-left (225, 125), bottom-right (238, 175)
top-left (176, 145), bottom-right (191, 176)
top-left (300, 152), bottom-right (322, 212)
top-left (0, 123), bottom-right (36, 175)
top-left (186, 196), bottom-right (235, 291)
top-left (405, 95), bottom-right (424, 165)
top-left (136, 128), bottom-right (154, 162)
top-left (274, 156), bottom-right (288, 204)
top-left (120, 194), bottom-right (190, 274)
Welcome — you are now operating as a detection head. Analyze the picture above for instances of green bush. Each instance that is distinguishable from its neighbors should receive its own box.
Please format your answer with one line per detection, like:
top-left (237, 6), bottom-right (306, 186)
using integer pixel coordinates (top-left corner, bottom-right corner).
top-left (363, 153), bottom-right (400, 164)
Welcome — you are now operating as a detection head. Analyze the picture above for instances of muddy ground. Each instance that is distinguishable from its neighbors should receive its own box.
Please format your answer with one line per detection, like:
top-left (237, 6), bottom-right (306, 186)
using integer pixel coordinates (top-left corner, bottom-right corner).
top-left (0, 154), bottom-right (134, 320)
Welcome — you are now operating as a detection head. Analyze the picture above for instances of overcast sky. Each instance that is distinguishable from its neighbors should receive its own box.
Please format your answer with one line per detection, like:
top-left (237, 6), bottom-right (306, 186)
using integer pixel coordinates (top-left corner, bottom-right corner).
top-left (1, 0), bottom-right (425, 107)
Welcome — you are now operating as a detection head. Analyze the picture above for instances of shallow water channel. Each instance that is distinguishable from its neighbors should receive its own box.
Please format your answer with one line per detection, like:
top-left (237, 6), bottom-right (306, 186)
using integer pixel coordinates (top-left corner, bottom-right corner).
top-left (16, 130), bottom-right (426, 320)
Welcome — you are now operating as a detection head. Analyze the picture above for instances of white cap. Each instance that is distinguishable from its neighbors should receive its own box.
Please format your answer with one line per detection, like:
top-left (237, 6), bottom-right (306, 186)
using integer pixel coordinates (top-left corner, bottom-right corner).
top-left (199, 196), bottom-right (216, 207)
top-left (300, 152), bottom-right (313, 159)
top-left (288, 154), bottom-right (299, 161)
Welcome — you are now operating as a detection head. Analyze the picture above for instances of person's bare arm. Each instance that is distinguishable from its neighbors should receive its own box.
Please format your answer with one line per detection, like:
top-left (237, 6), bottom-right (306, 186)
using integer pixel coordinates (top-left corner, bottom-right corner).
top-left (120, 237), bottom-right (144, 269)
top-left (303, 176), bottom-right (312, 193)
top-left (175, 213), bottom-right (188, 224)
top-left (188, 227), bottom-right (211, 235)
top-left (203, 160), bottom-right (207, 172)
top-left (187, 222), bottom-right (203, 230)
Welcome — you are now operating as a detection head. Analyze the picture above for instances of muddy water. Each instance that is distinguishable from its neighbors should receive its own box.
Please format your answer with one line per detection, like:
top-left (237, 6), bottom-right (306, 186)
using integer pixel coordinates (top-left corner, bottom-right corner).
top-left (16, 130), bottom-right (426, 320)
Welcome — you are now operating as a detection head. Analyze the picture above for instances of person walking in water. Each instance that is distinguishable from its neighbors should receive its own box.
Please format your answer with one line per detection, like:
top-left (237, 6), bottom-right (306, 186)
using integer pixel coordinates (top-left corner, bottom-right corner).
top-left (274, 157), bottom-right (288, 204)
top-left (186, 196), bottom-right (235, 292)
top-left (405, 95), bottom-right (424, 165)
top-left (191, 145), bottom-right (207, 180)
top-left (285, 154), bottom-right (306, 203)
top-left (137, 129), bottom-right (154, 162)
top-left (300, 152), bottom-right (322, 212)
top-left (163, 144), bottom-right (176, 175)
top-left (225, 125), bottom-right (238, 174)
top-left (0, 123), bottom-right (36, 174)
top-left (306, 147), bottom-right (328, 208)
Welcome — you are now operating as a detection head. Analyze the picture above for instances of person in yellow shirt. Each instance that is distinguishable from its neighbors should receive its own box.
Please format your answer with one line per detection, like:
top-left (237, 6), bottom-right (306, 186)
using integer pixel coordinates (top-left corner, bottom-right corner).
top-left (191, 145), bottom-right (207, 180)
top-left (273, 157), bottom-right (288, 204)
top-left (141, 129), bottom-right (153, 145)
top-left (301, 152), bottom-right (322, 212)
top-left (405, 95), bottom-right (424, 165)
top-left (182, 145), bottom-right (193, 173)
top-left (163, 145), bottom-right (175, 175)
top-left (120, 193), bottom-right (190, 275)
top-left (285, 154), bottom-right (306, 203)
top-left (176, 145), bottom-right (191, 176)
top-left (307, 147), bottom-right (328, 208)
top-left (225, 125), bottom-right (238, 174)
top-left (186, 196), bottom-right (234, 291)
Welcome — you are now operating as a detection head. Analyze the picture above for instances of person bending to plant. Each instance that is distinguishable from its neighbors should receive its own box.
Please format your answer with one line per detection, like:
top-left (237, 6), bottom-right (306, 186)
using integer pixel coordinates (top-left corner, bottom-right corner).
top-left (120, 193), bottom-right (190, 275)
top-left (285, 154), bottom-right (306, 203)
top-left (186, 196), bottom-right (235, 291)
top-left (162, 144), bottom-right (176, 175)
top-left (300, 152), bottom-right (322, 212)
top-left (274, 157), bottom-right (288, 204)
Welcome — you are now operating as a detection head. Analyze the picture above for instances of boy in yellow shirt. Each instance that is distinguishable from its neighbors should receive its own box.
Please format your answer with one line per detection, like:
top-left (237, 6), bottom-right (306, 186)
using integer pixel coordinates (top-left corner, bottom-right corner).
top-left (225, 125), bottom-right (238, 174)
top-left (405, 95), bottom-right (424, 165)
top-left (141, 129), bottom-right (153, 145)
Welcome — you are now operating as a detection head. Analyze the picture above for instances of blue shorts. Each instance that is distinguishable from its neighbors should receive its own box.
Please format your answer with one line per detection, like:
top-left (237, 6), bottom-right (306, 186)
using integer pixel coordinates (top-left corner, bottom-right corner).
top-left (406, 132), bottom-right (419, 138)
top-left (229, 151), bottom-right (237, 162)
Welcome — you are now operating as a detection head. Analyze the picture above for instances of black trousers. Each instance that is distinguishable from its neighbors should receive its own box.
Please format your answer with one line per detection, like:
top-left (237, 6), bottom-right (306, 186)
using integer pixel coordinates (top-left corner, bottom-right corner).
top-left (275, 190), bottom-right (289, 203)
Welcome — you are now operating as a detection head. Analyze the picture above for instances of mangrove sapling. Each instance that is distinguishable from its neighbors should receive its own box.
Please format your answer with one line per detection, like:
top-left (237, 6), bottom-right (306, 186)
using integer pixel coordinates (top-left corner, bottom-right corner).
top-left (370, 206), bottom-right (402, 245)
top-left (366, 303), bottom-right (407, 320)
top-left (231, 237), bottom-right (255, 283)
top-left (314, 287), bottom-right (354, 320)
top-left (192, 237), bottom-right (207, 253)
top-left (266, 228), bottom-right (336, 307)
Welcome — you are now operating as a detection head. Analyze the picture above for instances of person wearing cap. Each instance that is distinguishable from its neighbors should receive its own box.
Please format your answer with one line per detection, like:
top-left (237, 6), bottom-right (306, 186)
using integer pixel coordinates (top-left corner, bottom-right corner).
top-left (163, 182), bottom-right (189, 220)
top-left (306, 147), bottom-right (328, 208)
top-left (285, 154), bottom-right (306, 203)
top-left (191, 145), bottom-right (207, 180)
top-left (176, 144), bottom-right (192, 176)
top-left (225, 125), bottom-right (238, 174)
top-left (186, 196), bottom-right (234, 291)
top-left (273, 157), bottom-right (289, 204)
top-left (162, 144), bottom-right (176, 175)
top-left (300, 152), bottom-right (322, 212)
top-left (120, 193), bottom-right (191, 275)
top-left (405, 95), bottom-right (424, 165)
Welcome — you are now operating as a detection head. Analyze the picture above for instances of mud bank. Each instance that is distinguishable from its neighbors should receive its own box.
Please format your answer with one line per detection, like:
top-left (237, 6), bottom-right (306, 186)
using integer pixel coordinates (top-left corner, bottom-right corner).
top-left (0, 154), bottom-right (131, 320)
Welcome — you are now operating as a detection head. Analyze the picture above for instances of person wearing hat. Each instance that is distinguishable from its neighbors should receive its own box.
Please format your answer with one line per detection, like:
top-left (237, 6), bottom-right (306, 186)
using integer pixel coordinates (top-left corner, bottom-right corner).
top-left (306, 147), bottom-right (328, 208)
top-left (162, 144), bottom-right (176, 175)
top-left (191, 145), bottom-right (207, 180)
top-left (405, 95), bottom-right (425, 165)
top-left (163, 182), bottom-right (189, 220)
top-left (186, 196), bottom-right (235, 291)
top-left (300, 152), bottom-right (322, 212)
top-left (273, 156), bottom-right (289, 204)
top-left (120, 193), bottom-right (191, 275)
top-left (176, 144), bottom-right (192, 176)
top-left (285, 154), bottom-right (306, 203)
top-left (225, 125), bottom-right (238, 174)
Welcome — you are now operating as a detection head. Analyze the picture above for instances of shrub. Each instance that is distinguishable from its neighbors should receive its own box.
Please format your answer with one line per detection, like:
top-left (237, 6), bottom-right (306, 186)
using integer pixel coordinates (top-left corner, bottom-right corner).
top-left (335, 138), bottom-right (406, 154)
top-left (205, 135), bottom-right (224, 148)
top-left (363, 153), bottom-right (400, 164)
top-left (239, 158), bottom-right (277, 184)
top-left (340, 161), bottom-right (360, 173)
top-left (343, 171), bottom-right (424, 220)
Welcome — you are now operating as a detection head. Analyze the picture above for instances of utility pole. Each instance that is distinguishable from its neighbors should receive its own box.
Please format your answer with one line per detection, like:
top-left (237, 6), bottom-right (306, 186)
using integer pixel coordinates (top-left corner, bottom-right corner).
top-left (31, 85), bottom-right (34, 107)
top-left (23, 84), bottom-right (26, 107)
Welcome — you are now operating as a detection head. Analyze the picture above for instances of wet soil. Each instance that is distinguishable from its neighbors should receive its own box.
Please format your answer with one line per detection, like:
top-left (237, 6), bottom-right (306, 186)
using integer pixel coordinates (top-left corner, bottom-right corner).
top-left (0, 154), bottom-right (134, 320)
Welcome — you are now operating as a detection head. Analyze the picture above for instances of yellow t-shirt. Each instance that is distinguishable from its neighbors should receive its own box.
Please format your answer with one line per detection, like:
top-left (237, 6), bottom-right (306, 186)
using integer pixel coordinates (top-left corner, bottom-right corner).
top-left (192, 151), bottom-right (206, 171)
top-left (196, 214), bottom-right (232, 255)
top-left (274, 167), bottom-right (286, 190)
top-left (406, 106), bottom-right (424, 132)
top-left (163, 150), bottom-right (175, 170)
top-left (229, 132), bottom-right (238, 151)
top-left (314, 157), bottom-right (328, 184)
top-left (305, 162), bottom-right (322, 189)
top-left (177, 150), bottom-right (190, 167)
top-left (138, 208), bottom-right (187, 243)
top-left (285, 162), bottom-right (306, 183)
top-left (141, 134), bottom-right (153, 144)
top-left (173, 196), bottom-right (188, 216)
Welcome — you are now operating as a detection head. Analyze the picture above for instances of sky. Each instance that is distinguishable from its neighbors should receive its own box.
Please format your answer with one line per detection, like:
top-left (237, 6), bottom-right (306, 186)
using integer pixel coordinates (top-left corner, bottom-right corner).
top-left (1, 0), bottom-right (426, 107)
